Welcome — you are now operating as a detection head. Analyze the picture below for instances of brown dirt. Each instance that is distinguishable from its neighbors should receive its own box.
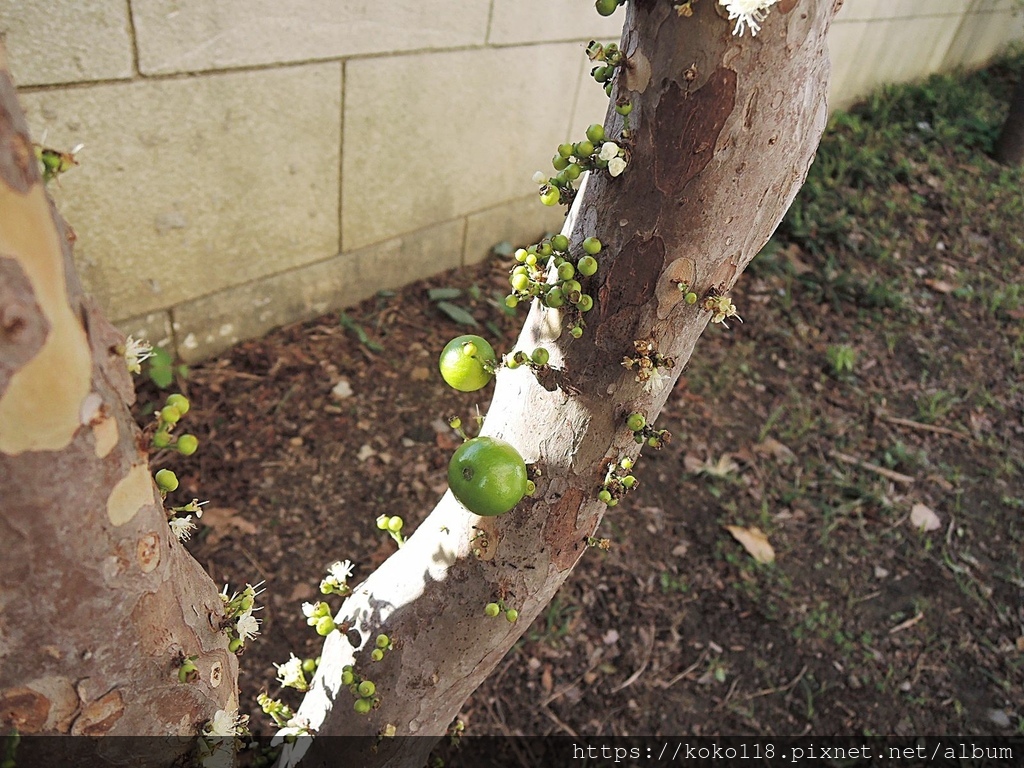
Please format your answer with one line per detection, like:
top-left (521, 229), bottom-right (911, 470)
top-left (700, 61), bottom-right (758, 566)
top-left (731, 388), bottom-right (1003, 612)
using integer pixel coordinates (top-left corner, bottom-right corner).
top-left (137, 66), bottom-right (1024, 745)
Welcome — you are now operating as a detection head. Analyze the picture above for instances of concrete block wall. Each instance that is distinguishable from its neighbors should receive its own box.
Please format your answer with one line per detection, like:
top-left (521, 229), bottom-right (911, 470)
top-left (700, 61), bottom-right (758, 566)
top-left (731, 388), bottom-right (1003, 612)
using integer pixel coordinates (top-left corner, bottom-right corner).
top-left (3, 1), bottom-right (1022, 362)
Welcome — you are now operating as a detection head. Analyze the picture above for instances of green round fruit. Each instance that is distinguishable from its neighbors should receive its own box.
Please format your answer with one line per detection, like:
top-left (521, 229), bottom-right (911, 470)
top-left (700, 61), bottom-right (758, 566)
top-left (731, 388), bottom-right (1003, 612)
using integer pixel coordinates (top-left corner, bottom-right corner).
top-left (551, 234), bottom-right (569, 252)
top-left (439, 335), bottom-right (496, 392)
top-left (577, 255), bottom-right (598, 276)
top-left (448, 437), bottom-right (528, 517)
top-left (155, 468), bottom-right (178, 492)
top-left (370, 648), bottom-right (384, 661)
top-left (577, 294), bottom-right (594, 312)
top-left (544, 288), bottom-right (565, 309)
top-left (357, 680), bottom-right (376, 697)
top-left (557, 143), bottom-right (574, 159)
top-left (485, 602), bottom-right (501, 617)
top-left (353, 698), bottom-right (372, 714)
top-left (505, 609), bottom-right (519, 623)
top-left (531, 348), bottom-right (550, 366)
top-left (570, 326), bottom-right (583, 339)
top-left (557, 262), bottom-right (575, 281)
top-left (539, 186), bottom-right (560, 206)
top-left (376, 634), bottom-right (390, 649)
top-left (615, 101), bottom-right (633, 116)
top-left (166, 393), bottom-right (190, 415)
top-left (302, 658), bottom-right (317, 673)
top-left (153, 430), bottom-right (172, 449)
top-left (582, 237), bottom-right (602, 255)
top-left (176, 434), bottom-right (199, 456)
top-left (552, 154), bottom-right (569, 171)
top-left (586, 124), bottom-right (606, 144)
top-left (595, 0), bottom-right (618, 17)
top-left (626, 412), bottom-right (646, 432)
top-left (575, 140), bottom-right (595, 158)
top-left (565, 163), bottom-right (582, 181)
top-left (387, 516), bottom-right (403, 533)
top-left (598, 489), bottom-right (612, 504)
top-left (160, 405), bottom-right (181, 425)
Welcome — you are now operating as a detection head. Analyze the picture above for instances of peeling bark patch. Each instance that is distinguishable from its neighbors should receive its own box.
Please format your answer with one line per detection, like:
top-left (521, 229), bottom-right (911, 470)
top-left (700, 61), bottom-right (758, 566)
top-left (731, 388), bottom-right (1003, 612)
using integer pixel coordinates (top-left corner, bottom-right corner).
top-left (0, 73), bottom-right (39, 194)
top-left (0, 256), bottom-right (49, 398)
top-left (653, 68), bottom-right (737, 198)
top-left (137, 532), bottom-right (161, 573)
top-left (107, 463), bottom-right (156, 527)
top-left (92, 414), bottom-right (119, 458)
top-left (0, 686), bottom-right (50, 733)
top-left (541, 487), bottom-right (595, 572)
top-left (598, 235), bottom-right (664, 347)
top-left (70, 689), bottom-right (124, 736)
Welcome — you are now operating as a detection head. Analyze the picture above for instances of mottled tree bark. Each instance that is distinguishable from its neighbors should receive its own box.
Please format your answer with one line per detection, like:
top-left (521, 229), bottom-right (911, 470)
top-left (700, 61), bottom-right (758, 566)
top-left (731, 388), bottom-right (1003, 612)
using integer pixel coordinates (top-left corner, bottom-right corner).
top-left (0, 43), bottom-right (237, 757)
top-left (283, 2), bottom-right (840, 767)
top-left (994, 75), bottom-right (1024, 166)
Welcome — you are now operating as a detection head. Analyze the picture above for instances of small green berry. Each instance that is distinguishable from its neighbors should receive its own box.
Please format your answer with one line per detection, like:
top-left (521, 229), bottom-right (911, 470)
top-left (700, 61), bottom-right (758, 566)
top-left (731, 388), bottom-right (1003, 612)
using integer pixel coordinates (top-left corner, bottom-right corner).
top-left (586, 124), bottom-right (606, 144)
top-left (228, 638), bottom-right (243, 653)
top-left (532, 348), bottom-right (550, 366)
top-left (485, 602), bottom-right (501, 617)
top-left (593, 65), bottom-right (611, 83)
top-left (539, 186), bottom-right (560, 206)
top-left (525, 252), bottom-right (539, 267)
top-left (376, 634), bottom-right (390, 649)
top-left (514, 248), bottom-right (529, 263)
top-left (358, 681), bottom-right (376, 697)
top-left (607, 498), bottom-right (618, 507)
top-left (582, 237), bottom-right (602, 255)
top-left (353, 698), bottom-right (372, 715)
top-left (176, 434), bottom-right (199, 456)
top-left (551, 234), bottom-right (569, 252)
top-left (525, 479), bottom-right (537, 495)
top-left (565, 163), bottom-right (582, 181)
top-left (544, 288), bottom-right (565, 308)
top-left (620, 457), bottom-right (634, 470)
top-left (685, 291), bottom-right (698, 304)
top-left (160, 405), bottom-right (181, 425)
top-left (626, 413), bottom-right (646, 432)
top-left (342, 670), bottom-right (355, 685)
top-left (552, 154), bottom-right (569, 171)
top-left (577, 294), bottom-right (594, 312)
top-left (557, 143), bottom-right (574, 159)
top-left (598, 489), bottom-right (613, 504)
top-left (615, 101), bottom-right (633, 116)
top-left (505, 609), bottom-right (519, 623)
top-left (166, 393), bottom-right (190, 415)
top-left (155, 468), bottom-right (179, 493)
top-left (621, 475), bottom-right (637, 489)
top-left (511, 273), bottom-right (530, 292)
top-left (387, 516), bottom-right (403, 533)
top-left (647, 436), bottom-right (660, 447)
top-left (377, 515), bottom-right (391, 530)
top-left (557, 262), bottom-right (575, 281)
top-left (370, 648), bottom-right (384, 661)
top-left (595, 0), bottom-right (618, 17)
top-left (315, 616), bottom-right (336, 636)
top-left (153, 431), bottom-right (172, 449)
top-left (506, 354), bottom-right (521, 370)
top-left (505, 294), bottom-right (519, 309)
top-left (302, 658), bottom-right (317, 673)
top-left (570, 326), bottom-right (584, 339)
top-left (577, 255), bottom-right (598, 276)
top-left (575, 140), bottom-right (595, 157)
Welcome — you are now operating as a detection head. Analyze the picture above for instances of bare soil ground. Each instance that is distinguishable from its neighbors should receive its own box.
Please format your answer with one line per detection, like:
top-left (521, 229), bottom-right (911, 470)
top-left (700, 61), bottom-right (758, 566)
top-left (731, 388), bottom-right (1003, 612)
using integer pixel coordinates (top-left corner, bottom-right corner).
top-left (139, 57), bottom-right (1024, 748)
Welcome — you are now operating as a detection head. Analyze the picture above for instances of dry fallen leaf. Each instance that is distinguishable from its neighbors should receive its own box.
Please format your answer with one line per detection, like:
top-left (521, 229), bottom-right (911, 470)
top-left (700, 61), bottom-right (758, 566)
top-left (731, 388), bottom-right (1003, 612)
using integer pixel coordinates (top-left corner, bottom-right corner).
top-left (724, 525), bottom-right (775, 564)
top-left (910, 503), bottom-right (941, 532)
top-left (200, 506), bottom-right (258, 546)
top-left (754, 437), bottom-right (796, 461)
top-left (924, 278), bottom-right (956, 294)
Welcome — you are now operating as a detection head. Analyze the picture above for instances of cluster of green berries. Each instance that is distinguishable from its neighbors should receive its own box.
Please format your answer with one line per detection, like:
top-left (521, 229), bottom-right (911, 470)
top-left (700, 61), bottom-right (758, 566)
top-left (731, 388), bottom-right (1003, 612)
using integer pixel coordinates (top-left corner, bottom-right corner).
top-left (303, 600), bottom-right (337, 637)
top-left (505, 346), bottom-right (554, 372)
top-left (376, 514), bottom-right (406, 548)
top-left (586, 40), bottom-right (629, 102)
top-left (370, 633), bottom-right (393, 662)
top-left (220, 582), bottom-right (263, 653)
top-left (342, 666), bottom-right (379, 714)
top-left (34, 142), bottom-right (81, 184)
top-left (484, 599), bottom-right (519, 623)
top-left (535, 125), bottom-right (627, 208)
top-left (506, 235), bottom-right (600, 337)
top-left (599, 455), bottom-right (638, 507)
top-left (594, 0), bottom-right (627, 19)
top-left (258, 693), bottom-right (299, 730)
top-left (152, 393), bottom-right (199, 456)
top-left (626, 412), bottom-right (672, 450)
top-left (675, 281), bottom-right (700, 306)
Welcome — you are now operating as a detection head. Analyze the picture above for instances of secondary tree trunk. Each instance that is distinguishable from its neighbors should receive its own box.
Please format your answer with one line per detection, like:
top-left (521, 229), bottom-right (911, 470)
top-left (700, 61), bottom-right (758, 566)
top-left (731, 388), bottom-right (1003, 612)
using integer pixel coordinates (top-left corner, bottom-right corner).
top-left (0, 45), bottom-right (237, 759)
top-left (994, 75), bottom-right (1024, 166)
top-left (283, 2), bottom-right (840, 767)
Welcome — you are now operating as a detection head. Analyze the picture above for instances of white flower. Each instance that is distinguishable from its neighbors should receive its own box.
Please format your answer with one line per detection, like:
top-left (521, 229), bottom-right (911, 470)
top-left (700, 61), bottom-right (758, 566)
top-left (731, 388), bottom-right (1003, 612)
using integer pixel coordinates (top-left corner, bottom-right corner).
top-left (123, 335), bottom-right (154, 375)
top-left (608, 157), bottom-right (628, 177)
top-left (720, 0), bottom-right (779, 37)
top-left (599, 141), bottom-right (621, 162)
top-left (301, 601), bottom-right (317, 618)
top-left (532, 171), bottom-right (547, 184)
top-left (328, 559), bottom-right (353, 583)
top-left (204, 708), bottom-right (247, 737)
top-left (643, 367), bottom-right (673, 395)
top-left (235, 610), bottom-right (260, 642)
top-left (274, 654), bottom-right (308, 690)
top-left (169, 515), bottom-right (196, 541)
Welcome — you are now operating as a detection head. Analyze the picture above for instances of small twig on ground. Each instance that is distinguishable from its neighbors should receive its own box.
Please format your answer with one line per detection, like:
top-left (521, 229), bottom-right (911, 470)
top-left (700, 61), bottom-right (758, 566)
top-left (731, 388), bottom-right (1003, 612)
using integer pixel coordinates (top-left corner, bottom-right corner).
top-left (611, 623), bottom-right (656, 693)
top-left (888, 611), bottom-right (924, 634)
top-left (743, 664), bottom-right (807, 701)
top-left (830, 450), bottom-right (915, 484)
top-left (884, 416), bottom-right (973, 441)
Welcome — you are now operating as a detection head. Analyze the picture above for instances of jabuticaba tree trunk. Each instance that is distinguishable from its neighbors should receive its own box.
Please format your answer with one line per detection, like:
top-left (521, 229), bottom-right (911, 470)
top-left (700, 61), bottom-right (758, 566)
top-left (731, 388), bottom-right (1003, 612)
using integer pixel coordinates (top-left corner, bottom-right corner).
top-left (283, 1), bottom-right (840, 766)
top-left (994, 75), bottom-right (1024, 166)
top-left (0, 45), bottom-right (237, 755)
